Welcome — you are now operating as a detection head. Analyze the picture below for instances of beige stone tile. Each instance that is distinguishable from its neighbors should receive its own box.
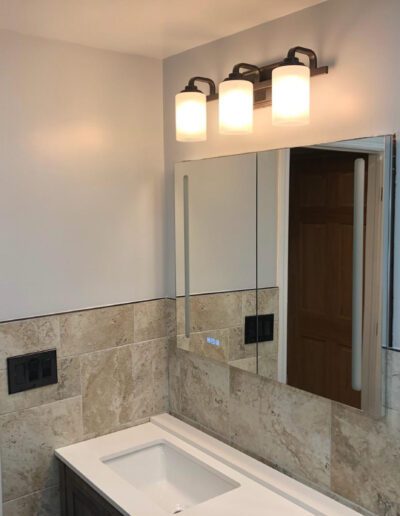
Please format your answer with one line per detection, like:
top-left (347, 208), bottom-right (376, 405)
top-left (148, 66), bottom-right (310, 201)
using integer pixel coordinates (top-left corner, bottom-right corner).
top-left (177, 293), bottom-right (242, 337)
top-left (188, 329), bottom-right (229, 363)
top-left (177, 334), bottom-right (190, 351)
top-left (241, 287), bottom-right (280, 362)
top-left (170, 411), bottom-right (231, 445)
top-left (152, 338), bottom-right (169, 414)
top-left (190, 292), bottom-right (242, 332)
top-left (130, 340), bottom-right (156, 420)
top-left (0, 397), bottom-right (82, 501)
top-left (59, 304), bottom-right (134, 357)
top-left (3, 486), bottom-right (60, 516)
top-left (230, 368), bottom-right (267, 425)
top-left (257, 341), bottom-right (278, 381)
top-left (258, 287), bottom-right (279, 315)
top-left (240, 288), bottom-right (279, 318)
top-left (176, 297), bottom-right (185, 336)
top-left (258, 287), bottom-right (279, 351)
top-left (168, 345), bottom-right (181, 415)
top-left (260, 382), bottom-right (331, 487)
top-left (228, 326), bottom-right (249, 361)
top-left (0, 316), bottom-right (59, 368)
top-left (0, 355), bottom-right (80, 415)
top-left (230, 366), bottom-right (264, 409)
top-left (385, 349), bottom-right (400, 412)
top-left (257, 354), bottom-right (278, 380)
top-left (331, 403), bottom-right (400, 515)
top-left (165, 298), bottom-right (177, 338)
top-left (229, 338), bottom-right (277, 379)
top-left (230, 368), bottom-right (331, 487)
top-left (241, 290), bottom-right (256, 318)
top-left (229, 367), bottom-right (266, 458)
top-left (134, 299), bottom-right (167, 343)
top-left (258, 339), bottom-right (279, 357)
top-left (179, 351), bottom-right (229, 437)
top-left (81, 345), bottom-right (134, 438)
top-left (131, 338), bottom-right (169, 420)
top-left (229, 356), bottom-right (257, 374)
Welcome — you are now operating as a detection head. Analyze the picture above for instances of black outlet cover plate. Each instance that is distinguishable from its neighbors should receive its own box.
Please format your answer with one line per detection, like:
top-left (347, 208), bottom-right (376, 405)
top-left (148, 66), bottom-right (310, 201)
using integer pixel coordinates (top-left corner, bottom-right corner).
top-left (245, 314), bottom-right (274, 344)
top-left (7, 349), bottom-right (58, 394)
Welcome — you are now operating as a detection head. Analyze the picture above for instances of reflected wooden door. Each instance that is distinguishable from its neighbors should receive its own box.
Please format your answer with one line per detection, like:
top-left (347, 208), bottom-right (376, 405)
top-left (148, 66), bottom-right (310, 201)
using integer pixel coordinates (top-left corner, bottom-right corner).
top-left (287, 148), bottom-right (368, 408)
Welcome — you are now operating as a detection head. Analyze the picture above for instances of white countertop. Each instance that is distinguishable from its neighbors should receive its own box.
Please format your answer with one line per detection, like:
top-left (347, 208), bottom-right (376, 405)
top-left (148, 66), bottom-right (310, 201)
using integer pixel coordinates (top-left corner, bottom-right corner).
top-left (56, 414), bottom-right (360, 516)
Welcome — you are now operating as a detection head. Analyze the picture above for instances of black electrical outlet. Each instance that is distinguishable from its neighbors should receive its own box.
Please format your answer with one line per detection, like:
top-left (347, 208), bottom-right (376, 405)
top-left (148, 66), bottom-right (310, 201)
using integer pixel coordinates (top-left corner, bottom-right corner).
top-left (7, 349), bottom-right (58, 394)
top-left (245, 314), bottom-right (274, 344)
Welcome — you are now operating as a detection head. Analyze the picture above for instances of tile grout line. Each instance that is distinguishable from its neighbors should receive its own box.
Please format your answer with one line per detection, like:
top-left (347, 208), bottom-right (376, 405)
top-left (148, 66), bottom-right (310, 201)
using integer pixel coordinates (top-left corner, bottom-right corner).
top-left (2, 483), bottom-right (60, 506)
top-left (0, 297), bottom-right (167, 325)
top-left (0, 394), bottom-right (83, 418)
top-left (59, 334), bottom-right (169, 361)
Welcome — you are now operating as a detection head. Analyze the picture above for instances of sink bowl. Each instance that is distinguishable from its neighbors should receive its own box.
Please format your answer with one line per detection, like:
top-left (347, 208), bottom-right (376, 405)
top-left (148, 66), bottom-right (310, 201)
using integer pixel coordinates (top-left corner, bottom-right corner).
top-left (103, 440), bottom-right (240, 514)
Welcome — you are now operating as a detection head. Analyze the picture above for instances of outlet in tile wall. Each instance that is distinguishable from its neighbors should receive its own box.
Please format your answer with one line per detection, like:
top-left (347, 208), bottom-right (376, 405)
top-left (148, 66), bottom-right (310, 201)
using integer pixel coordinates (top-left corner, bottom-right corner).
top-left (0, 298), bottom-right (171, 516)
top-left (2, 296), bottom-right (399, 516)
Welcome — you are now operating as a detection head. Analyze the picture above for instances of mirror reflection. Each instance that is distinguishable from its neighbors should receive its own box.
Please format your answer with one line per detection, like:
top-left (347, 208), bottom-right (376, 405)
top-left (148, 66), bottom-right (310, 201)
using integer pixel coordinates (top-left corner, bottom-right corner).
top-left (175, 136), bottom-right (394, 416)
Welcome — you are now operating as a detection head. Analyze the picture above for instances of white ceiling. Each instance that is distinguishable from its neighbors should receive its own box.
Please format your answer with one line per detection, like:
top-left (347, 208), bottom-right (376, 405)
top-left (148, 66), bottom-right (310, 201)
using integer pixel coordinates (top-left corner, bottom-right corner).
top-left (0, 0), bottom-right (327, 59)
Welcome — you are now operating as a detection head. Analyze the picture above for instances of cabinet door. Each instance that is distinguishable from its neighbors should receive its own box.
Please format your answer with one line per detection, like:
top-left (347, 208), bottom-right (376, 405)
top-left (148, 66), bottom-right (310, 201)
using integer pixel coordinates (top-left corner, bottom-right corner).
top-left (59, 461), bottom-right (122, 516)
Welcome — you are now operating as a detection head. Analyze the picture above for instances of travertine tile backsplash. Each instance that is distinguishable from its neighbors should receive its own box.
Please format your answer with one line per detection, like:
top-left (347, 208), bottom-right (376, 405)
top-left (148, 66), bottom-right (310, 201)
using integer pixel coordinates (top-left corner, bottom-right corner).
top-left (0, 299), bottom-right (170, 516)
top-left (1, 295), bottom-right (399, 516)
top-left (169, 295), bottom-right (400, 516)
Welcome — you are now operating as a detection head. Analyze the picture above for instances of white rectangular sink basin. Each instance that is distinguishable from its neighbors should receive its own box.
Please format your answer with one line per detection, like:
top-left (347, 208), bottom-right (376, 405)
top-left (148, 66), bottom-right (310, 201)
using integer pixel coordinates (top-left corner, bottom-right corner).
top-left (103, 440), bottom-right (240, 514)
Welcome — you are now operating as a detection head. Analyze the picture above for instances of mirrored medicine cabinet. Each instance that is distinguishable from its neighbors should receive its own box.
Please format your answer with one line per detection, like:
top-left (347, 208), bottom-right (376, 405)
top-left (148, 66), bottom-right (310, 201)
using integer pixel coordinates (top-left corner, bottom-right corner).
top-left (174, 135), bottom-right (396, 417)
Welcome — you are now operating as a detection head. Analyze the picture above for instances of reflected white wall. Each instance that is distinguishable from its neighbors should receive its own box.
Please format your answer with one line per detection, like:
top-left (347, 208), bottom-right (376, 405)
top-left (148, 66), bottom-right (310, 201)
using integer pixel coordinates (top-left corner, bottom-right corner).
top-left (175, 154), bottom-right (260, 296)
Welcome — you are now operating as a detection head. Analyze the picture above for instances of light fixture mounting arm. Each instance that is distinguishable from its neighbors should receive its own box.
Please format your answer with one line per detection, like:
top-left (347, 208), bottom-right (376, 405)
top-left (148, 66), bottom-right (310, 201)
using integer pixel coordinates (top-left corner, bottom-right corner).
top-left (284, 46), bottom-right (321, 70)
top-left (243, 46), bottom-right (328, 83)
top-left (182, 76), bottom-right (218, 100)
top-left (226, 63), bottom-right (261, 81)
top-left (246, 46), bottom-right (329, 107)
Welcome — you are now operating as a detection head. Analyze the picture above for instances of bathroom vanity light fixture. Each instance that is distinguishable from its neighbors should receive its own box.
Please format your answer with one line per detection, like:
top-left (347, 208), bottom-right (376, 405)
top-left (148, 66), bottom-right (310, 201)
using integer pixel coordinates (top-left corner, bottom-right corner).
top-left (272, 47), bottom-right (319, 126)
top-left (219, 64), bottom-right (260, 134)
top-left (175, 76), bottom-right (217, 142)
top-left (175, 47), bottom-right (328, 141)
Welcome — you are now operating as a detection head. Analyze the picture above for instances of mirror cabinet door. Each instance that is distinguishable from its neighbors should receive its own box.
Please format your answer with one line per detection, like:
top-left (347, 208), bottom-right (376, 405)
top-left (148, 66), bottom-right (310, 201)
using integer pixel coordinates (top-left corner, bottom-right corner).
top-left (282, 137), bottom-right (393, 416)
top-left (175, 153), bottom-right (258, 369)
top-left (175, 135), bottom-right (395, 416)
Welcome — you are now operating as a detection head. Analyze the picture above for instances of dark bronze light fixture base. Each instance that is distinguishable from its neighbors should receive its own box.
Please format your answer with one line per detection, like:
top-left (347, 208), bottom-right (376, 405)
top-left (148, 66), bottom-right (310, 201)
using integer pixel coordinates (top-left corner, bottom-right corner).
top-left (180, 46), bottom-right (329, 108)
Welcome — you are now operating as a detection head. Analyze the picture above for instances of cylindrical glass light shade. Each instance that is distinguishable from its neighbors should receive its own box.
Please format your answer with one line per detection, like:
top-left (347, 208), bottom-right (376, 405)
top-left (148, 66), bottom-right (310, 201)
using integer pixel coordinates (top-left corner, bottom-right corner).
top-left (175, 91), bottom-right (207, 142)
top-left (272, 65), bottom-right (310, 126)
top-left (219, 80), bottom-right (253, 134)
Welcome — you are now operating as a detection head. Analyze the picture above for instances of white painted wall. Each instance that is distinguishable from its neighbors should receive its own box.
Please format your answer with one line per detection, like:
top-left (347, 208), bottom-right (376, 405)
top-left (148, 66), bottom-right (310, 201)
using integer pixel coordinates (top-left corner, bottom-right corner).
top-left (163, 0), bottom-right (400, 347)
top-left (0, 30), bottom-right (165, 321)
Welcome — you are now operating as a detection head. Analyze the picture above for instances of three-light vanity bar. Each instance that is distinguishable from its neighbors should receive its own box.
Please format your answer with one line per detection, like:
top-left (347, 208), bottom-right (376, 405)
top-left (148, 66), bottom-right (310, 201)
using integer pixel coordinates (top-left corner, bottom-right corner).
top-left (175, 46), bottom-right (328, 142)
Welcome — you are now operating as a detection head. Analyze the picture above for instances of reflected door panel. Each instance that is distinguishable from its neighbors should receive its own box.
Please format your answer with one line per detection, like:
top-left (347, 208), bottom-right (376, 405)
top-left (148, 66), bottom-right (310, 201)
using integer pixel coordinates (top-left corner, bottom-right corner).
top-left (287, 148), bottom-right (368, 408)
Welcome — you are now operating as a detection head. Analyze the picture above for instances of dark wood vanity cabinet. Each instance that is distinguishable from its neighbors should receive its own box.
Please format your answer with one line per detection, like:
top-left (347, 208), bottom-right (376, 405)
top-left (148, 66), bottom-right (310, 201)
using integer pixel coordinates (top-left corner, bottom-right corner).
top-left (59, 461), bottom-right (123, 516)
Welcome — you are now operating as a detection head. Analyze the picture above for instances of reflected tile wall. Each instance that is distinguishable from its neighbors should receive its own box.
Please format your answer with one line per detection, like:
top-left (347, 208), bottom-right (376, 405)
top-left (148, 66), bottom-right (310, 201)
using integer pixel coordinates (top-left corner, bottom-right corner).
top-left (176, 288), bottom-right (279, 380)
top-left (385, 349), bottom-right (400, 413)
